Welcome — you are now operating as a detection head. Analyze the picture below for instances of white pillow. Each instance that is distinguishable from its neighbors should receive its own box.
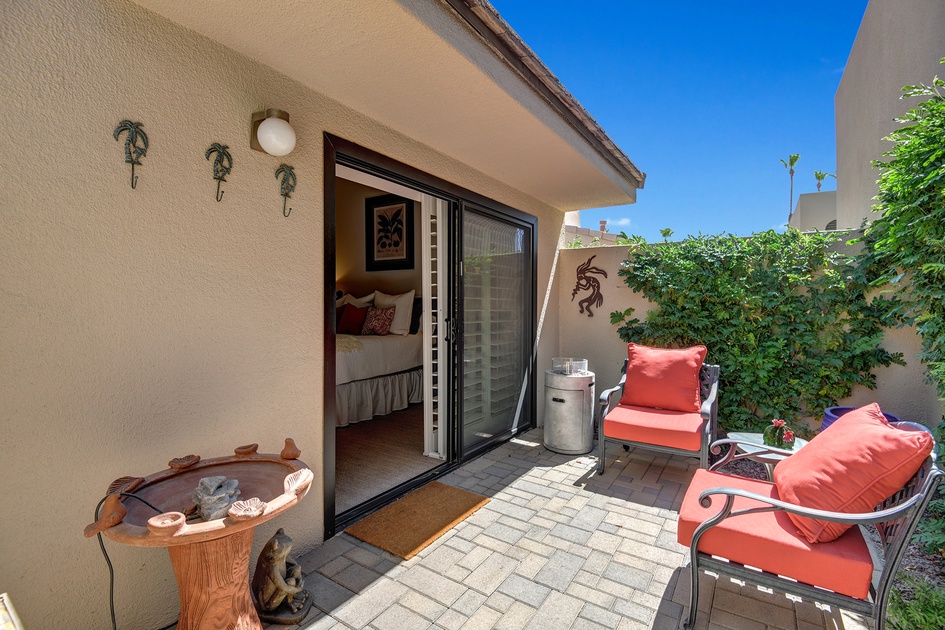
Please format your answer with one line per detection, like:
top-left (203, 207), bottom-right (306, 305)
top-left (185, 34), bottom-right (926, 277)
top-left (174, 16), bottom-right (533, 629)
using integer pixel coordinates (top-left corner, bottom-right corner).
top-left (374, 290), bottom-right (415, 336)
top-left (342, 292), bottom-right (375, 308)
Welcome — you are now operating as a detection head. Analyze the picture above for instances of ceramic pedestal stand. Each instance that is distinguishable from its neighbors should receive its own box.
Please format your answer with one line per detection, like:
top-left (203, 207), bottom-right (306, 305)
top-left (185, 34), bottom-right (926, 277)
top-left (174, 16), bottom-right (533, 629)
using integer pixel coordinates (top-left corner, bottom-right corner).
top-left (85, 440), bottom-right (314, 630)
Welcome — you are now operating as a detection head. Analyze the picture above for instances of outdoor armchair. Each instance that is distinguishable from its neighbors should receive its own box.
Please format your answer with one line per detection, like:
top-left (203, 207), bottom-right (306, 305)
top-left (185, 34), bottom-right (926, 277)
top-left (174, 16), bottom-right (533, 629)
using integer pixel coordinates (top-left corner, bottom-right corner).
top-left (597, 344), bottom-right (720, 473)
top-left (677, 410), bottom-right (941, 630)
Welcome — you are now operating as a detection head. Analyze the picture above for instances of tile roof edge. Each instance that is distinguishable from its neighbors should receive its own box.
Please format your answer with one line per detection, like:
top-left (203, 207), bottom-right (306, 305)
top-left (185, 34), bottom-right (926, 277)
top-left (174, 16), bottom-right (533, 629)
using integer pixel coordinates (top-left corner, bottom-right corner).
top-left (445, 0), bottom-right (646, 190)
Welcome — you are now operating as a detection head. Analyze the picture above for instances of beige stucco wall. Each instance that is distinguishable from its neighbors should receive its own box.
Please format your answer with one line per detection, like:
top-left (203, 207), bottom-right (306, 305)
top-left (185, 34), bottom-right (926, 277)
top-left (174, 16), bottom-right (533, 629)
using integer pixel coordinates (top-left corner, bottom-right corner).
top-left (835, 0), bottom-right (945, 229)
top-left (0, 0), bottom-right (564, 626)
top-left (789, 191), bottom-right (838, 231)
top-left (552, 247), bottom-right (657, 400)
top-left (554, 245), bottom-right (943, 429)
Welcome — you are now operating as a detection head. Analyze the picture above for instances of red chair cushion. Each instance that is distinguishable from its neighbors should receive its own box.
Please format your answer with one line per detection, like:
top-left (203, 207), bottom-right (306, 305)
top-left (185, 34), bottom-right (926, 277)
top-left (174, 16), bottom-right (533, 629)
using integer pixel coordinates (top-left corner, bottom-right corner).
top-left (774, 403), bottom-right (934, 543)
top-left (603, 404), bottom-right (704, 452)
top-left (678, 469), bottom-right (874, 599)
top-left (619, 343), bottom-right (707, 413)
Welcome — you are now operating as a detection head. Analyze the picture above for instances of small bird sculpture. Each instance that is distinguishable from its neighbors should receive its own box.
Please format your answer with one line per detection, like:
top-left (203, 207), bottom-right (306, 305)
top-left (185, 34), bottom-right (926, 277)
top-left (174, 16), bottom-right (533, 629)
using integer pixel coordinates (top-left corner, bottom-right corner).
top-left (83, 494), bottom-right (128, 538)
top-left (281, 438), bottom-right (302, 460)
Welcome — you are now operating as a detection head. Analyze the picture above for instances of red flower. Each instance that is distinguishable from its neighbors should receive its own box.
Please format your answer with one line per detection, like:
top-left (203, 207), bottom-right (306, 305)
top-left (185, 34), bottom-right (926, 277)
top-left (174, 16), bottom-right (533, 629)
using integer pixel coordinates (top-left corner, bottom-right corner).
top-left (772, 419), bottom-right (786, 428)
top-left (784, 430), bottom-right (795, 442)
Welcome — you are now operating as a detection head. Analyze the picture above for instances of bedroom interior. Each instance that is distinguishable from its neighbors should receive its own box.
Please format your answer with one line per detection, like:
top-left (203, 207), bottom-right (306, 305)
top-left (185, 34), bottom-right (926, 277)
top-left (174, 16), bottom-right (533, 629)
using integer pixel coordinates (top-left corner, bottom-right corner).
top-left (327, 143), bottom-right (537, 534)
top-left (333, 174), bottom-right (444, 516)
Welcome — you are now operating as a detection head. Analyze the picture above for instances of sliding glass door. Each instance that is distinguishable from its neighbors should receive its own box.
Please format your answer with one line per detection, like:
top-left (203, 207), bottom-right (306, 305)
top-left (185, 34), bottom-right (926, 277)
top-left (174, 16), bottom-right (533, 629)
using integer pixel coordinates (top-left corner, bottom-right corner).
top-left (459, 205), bottom-right (533, 457)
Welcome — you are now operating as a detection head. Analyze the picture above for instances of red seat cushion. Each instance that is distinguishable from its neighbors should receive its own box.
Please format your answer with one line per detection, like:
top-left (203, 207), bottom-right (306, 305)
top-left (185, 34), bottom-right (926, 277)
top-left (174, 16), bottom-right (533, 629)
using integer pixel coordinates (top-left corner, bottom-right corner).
top-left (603, 404), bottom-right (704, 451)
top-left (678, 469), bottom-right (874, 599)
top-left (774, 402), bottom-right (934, 543)
top-left (619, 343), bottom-right (707, 413)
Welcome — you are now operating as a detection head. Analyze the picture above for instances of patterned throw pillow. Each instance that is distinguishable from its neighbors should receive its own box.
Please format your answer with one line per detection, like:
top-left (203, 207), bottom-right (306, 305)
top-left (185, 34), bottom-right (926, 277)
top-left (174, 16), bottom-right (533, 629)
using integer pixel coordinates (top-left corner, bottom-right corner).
top-left (375, 290), bottom-right (415, 335)
top-left (361, 306), bottom-right (396, 335)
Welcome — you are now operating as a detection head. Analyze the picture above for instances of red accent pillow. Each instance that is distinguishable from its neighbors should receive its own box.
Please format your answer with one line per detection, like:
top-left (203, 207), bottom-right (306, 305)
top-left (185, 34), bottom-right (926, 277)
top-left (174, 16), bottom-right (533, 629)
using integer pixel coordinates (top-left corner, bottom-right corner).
top-left (774, 403), bottom-right (934, 543)
top-left (361, 306), bottom-right (396, 336)
top-left (618, 343), bottom-right (707, 413)
top-left (337, 304), bottom-right (368, 335)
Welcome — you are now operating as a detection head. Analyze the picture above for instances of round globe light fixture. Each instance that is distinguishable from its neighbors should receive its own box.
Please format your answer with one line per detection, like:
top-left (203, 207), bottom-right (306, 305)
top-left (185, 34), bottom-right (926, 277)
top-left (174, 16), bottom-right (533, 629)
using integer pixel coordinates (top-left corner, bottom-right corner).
top-left (250, 109), bottom-right (296, 156)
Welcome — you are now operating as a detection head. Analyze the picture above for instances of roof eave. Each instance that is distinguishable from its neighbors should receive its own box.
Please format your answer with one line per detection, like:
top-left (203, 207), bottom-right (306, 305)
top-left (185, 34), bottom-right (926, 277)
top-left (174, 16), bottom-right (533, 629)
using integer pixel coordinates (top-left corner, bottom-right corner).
top-left (445, 0), bottom-right (646, 190)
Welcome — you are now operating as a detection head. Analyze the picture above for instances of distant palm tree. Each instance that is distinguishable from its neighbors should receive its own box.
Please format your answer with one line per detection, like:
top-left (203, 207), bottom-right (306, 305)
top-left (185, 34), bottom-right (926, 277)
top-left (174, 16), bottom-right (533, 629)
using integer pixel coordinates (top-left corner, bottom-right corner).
top-left (814, 170), bottom-right (836, 192)
top-left (780, 154), bottom-right (800, 219)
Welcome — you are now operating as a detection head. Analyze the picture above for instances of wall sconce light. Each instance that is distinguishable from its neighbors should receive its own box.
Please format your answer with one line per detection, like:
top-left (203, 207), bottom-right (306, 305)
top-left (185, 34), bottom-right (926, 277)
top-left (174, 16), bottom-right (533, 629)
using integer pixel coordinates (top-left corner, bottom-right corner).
top-left (250, 109), bottom-right (296, 156)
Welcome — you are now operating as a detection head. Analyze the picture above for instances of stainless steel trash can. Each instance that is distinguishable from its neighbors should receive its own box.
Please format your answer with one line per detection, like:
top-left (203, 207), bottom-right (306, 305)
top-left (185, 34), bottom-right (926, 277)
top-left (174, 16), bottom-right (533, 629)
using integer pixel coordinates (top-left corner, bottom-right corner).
top-left (544, 359), bottom-right (595, 454)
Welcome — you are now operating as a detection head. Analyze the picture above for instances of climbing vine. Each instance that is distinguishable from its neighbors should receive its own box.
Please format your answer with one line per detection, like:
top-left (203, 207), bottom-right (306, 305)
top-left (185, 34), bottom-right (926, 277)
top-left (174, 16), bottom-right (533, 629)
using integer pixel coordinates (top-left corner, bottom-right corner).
top-left (610, 229), bottom-right (903, 433)
top-left (861, 62), bottom-right (945, 401)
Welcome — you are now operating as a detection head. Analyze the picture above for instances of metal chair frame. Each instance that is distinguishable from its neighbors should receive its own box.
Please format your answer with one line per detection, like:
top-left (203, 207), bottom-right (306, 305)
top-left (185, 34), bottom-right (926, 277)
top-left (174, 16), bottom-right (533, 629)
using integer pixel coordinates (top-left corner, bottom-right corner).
top-left (682, 424), bottom-right (942, 630)
top-left (597, 358), bottom-right (720, 473)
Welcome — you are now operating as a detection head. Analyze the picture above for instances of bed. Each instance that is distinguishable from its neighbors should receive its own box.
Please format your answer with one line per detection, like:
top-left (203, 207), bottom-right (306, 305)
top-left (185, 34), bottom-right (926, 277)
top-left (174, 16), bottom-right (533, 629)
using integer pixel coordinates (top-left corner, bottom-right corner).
top-left (335, 332), bottom-right (423, 426)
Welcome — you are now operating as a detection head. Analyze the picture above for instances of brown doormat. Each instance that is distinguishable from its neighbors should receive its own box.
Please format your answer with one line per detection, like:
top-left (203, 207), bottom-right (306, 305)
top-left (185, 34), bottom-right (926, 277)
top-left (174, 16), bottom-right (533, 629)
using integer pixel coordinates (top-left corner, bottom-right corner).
top-left (344, 481), bottom-right (489, 559)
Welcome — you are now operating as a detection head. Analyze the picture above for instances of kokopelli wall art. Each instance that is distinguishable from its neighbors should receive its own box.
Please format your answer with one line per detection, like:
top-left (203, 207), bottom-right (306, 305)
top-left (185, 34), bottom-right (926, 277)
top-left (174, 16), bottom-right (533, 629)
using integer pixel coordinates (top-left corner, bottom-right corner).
top-left (572, 255), bottom-right (608, 317)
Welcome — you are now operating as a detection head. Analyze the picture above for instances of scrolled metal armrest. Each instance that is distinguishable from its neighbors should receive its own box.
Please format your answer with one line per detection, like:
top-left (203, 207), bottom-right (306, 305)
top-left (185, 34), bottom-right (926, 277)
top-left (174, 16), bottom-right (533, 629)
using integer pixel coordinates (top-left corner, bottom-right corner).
top-left (598, 383), bottom-right (623, 406)
top-left (706, 438), bottom-right (755, 469)
top-left (700, 379), bottom-right (718, 421)
top-left (697, 485), bottom-right (926, 526)
top-left (598, 369), bottom-right (627, 419)
top-left (706, 438), bottom-right (797, 470)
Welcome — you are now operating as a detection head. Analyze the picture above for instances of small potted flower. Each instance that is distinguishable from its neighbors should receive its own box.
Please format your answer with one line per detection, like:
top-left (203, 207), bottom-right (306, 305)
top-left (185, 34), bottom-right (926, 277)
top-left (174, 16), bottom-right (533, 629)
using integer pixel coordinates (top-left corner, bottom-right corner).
top-left (763, 418), bottom-right (796, 450)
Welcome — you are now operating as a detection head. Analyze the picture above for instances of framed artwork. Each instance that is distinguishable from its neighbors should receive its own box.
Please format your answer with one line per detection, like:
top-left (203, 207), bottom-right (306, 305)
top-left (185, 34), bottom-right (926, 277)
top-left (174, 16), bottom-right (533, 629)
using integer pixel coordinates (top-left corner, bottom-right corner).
top-left (365, 194), bottom-right (415, 271)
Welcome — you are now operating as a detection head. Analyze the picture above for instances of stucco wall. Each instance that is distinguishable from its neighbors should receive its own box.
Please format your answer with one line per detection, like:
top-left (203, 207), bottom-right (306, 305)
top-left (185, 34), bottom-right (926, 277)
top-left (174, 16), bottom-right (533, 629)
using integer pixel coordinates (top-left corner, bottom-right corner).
top-left (835, 0), bottom-right (945, 229)
top-left (554, 246), bottom-right (943, 429)
top-left (552, 247), bottom-right (657, 400)
top-left (789, 191), bottom-right (838, 231)
top-left (0, 0), bottom-right (564, 626)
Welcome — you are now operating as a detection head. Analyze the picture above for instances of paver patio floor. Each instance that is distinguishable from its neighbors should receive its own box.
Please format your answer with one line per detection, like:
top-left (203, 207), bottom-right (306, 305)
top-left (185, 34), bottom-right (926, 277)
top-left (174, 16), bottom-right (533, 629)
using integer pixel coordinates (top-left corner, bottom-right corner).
top-left (280, 429), bottom-right (871, 630)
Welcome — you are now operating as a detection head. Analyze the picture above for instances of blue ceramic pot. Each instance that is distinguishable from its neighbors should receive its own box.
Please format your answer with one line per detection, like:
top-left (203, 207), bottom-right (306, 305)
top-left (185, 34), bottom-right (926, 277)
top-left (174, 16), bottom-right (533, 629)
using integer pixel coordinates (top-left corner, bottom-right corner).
top-left (821, 405), bottom-right (901, 431)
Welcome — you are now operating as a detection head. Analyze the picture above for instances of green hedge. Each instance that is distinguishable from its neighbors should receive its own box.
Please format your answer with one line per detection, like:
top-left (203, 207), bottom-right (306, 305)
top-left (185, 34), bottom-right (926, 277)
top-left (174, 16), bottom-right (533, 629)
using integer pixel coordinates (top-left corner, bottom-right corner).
top-left (610, 229), bottom-right (903, 434)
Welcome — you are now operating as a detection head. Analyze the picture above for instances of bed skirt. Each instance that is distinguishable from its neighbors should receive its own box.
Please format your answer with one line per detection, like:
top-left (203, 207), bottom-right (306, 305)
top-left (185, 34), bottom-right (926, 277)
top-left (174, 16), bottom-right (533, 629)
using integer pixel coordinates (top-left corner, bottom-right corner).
top-left (336, 368), bottom-right (423, 426)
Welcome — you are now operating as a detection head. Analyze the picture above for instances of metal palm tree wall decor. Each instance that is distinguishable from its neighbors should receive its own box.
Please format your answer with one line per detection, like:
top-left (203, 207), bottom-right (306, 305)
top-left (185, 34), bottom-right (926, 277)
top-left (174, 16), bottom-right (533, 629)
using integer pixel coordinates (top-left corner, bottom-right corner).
top-left (205, 143), bottom-right (233, 202)
top-left (275, 164), bottom-right (296, 217)
top-left (113, 120), bottom-right (148, 189)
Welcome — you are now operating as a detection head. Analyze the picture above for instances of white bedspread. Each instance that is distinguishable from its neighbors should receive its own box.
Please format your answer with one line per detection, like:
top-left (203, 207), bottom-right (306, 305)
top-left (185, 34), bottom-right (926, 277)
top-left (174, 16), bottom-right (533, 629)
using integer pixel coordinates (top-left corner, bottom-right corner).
top-left (335, 333), bottom-right (423, 386)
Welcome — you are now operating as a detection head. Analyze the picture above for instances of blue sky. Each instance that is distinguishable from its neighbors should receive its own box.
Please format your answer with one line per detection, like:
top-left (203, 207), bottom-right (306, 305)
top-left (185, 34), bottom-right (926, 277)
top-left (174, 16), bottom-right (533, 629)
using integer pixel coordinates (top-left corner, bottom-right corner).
top-left (488, 1), bottom-right (869, 242)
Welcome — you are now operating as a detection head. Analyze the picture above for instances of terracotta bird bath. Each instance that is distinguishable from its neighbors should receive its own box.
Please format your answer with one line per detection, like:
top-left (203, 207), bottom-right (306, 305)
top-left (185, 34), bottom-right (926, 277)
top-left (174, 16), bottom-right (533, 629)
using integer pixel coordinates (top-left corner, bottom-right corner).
top-left (84, 439), bottom-right (313, 630)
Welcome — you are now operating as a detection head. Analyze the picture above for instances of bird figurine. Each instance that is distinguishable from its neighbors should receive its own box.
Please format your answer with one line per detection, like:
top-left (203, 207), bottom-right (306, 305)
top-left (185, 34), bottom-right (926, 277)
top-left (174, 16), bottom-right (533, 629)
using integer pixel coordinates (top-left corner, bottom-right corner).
top-left (280, 438), bottom-right (301, 460)
top-left (84, 494), bottom-right (128, 538)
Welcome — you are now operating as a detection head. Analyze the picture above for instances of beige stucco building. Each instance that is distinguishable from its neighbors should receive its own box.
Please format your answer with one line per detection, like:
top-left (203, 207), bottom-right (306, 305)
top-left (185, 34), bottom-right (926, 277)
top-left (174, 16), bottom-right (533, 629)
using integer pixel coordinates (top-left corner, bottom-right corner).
top-left (787, 191), bottom-right (839, 232)
top-left (790, 0), bottom-right (945, 232)
top-left (834, 0), bottom-right (945, 228)
top-left (0, 0), bottom-right (646, 627)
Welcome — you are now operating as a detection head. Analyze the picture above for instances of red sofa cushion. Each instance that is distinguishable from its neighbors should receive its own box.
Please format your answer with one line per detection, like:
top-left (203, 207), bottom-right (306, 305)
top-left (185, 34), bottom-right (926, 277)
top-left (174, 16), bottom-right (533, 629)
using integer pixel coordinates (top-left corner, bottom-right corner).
top-left (619, 343), bottom-right (707, 413)
top-left (603, 404), bottom-right (704, 452)
top-left (774, 403), bottom-right (933, 543)
top-left (678, 469), bottom-right (874, 599)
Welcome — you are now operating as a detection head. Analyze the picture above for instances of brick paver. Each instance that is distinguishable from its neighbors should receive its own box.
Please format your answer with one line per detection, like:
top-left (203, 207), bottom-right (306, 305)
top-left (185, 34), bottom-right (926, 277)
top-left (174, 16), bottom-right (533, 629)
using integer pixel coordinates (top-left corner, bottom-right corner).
top-left (275, 429), bottom-right (870, 630)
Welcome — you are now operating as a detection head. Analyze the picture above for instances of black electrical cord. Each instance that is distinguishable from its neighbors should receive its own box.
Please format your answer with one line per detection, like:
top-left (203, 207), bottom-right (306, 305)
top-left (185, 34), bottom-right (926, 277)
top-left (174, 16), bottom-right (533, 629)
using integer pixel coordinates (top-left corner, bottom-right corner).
top-left (93, 492), bottom-right (178, 630)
